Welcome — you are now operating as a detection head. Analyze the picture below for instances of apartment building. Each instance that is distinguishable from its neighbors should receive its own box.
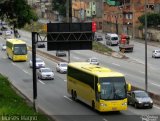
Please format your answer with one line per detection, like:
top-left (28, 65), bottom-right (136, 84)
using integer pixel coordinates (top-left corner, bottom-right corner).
top-left (102, 0), bottom-right (160, 38)
top-left (72, 1), bottom-right (87, 22)
top-left (27, 0), bottom-right (54, 20)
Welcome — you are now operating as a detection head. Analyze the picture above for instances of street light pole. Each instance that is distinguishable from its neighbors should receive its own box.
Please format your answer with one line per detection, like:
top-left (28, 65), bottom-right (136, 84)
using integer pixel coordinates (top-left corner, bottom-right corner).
top-left (102, 0), bottom-right (104, 32)
top-left (144, 0), bottom-right (148, 92)
top-left (115, 16), bottom-right (118, 34)
top-left (66, 0), bottom-right (72, 62)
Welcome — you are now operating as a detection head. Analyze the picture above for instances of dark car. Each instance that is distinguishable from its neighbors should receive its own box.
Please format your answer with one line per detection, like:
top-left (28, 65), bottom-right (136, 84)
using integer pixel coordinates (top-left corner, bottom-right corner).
top-left (37, 43), bottom-right (45, 48)
top-left (1, 26), bottom-right (7, 31)
top-left (94, 35), bottom-right (103, 41)
top-left (56, 50), bottom-right (66, 57)
top-left (127, 90), bottom-right (153, 108)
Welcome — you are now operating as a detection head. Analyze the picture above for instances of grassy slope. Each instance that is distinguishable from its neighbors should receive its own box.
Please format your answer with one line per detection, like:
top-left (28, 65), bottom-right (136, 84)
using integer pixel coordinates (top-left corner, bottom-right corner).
top-left (0, 74), bottom-right (51, 121)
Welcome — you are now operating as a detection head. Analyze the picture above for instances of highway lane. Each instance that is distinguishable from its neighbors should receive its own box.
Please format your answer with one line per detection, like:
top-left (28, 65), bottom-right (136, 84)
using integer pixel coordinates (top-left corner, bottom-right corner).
top-left (69, 50), bottom-right (160, 95)
top-left (0, 46), bottom-right (160, 120)
top-left (16, 30), bottom-right (160, 95)
top-left (96, 32), bottom-right (160, 71)
top-left (1, 31), bottom-right (160, 118)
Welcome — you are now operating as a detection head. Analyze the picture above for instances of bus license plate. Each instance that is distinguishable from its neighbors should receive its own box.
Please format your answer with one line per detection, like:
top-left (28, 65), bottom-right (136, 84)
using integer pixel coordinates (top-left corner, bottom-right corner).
top-left (112, 108), bottom-right (117, 111)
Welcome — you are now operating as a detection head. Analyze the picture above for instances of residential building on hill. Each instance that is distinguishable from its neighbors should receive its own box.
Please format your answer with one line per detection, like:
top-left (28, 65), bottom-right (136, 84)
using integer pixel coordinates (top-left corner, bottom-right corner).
top-left (100, 0), bottom-right (160, 38)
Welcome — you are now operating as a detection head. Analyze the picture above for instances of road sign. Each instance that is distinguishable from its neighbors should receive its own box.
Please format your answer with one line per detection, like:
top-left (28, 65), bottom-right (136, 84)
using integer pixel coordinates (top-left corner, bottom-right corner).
top-left (47, 22), bottom-right (94, 51)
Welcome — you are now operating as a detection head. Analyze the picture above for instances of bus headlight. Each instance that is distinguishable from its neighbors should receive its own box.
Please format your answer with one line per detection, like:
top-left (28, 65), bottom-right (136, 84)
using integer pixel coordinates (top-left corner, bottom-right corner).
top-left (100, 103), bottom-right (107, 106)
top-left (122, 102), bottom-right (127, 106)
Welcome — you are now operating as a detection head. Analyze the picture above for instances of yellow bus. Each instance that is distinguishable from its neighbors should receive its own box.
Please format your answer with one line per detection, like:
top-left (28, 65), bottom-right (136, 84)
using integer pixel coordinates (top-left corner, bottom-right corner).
top-left (6, 39), bottom-right (28, 61)
top-left (67, 62), bottom-right (131, 112)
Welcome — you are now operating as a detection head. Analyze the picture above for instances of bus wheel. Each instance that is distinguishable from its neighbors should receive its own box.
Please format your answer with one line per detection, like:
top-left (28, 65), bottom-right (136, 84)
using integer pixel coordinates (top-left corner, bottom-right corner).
top-left (92, 101), bottom-right (95, 110)
top-left (71, 90), bottom-right (75, 100)
top-left (73, 91), bottom-right (77, 101)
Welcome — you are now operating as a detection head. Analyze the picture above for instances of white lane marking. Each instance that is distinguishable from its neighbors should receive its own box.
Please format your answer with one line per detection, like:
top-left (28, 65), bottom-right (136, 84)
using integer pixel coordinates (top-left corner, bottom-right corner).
top-left (64, 80), bottom-right (67, 82)
top-left (129, 57), bottom-right (144, 65)
top-left (139, 71), bottom-right (145, 74)
top-left (102, 118), bottom-right (108, 121)
top-left (72, 56), bottom-right (81, 60)
top-left (64, 95), bottom-right (73, 101)
top-left (151, 82), bottom-right (160, 87)
top-left (12, 62), bottom-right (16, 65)
top-left (112, 63), bottom-right (120, 67)
top-left (153, 105), bottom-right (160, 110)
top-left (23, 69), bottom-right (31, 75)
top-left (38, 79), bottom-right (45, 85)
top-left (28, 51), bottom-right (32, 54)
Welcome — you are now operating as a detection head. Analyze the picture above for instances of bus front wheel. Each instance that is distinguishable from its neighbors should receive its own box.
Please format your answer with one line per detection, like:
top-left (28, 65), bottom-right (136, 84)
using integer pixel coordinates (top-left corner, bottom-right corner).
top-left (74, 91), bottom-right (77, 101)
top-left (71, 90), bottom-right (76, 100)
top-left (71, 90), bottom-right (77, 101)
top-left (92, 101), bottom-right (95, 110)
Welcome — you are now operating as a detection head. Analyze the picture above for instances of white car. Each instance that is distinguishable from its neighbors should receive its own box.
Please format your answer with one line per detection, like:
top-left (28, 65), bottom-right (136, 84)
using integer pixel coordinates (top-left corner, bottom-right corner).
top-left (56, 50), bottom-right (66, 57)
top-left (56, 62), bottom-right (68, 73)
top-left (1, 44), bottom-right (6, 51)
top-left (87, 57), bottom-right (99, 65)
top-left (94, 34), bottom-right (103, 41)
top-left (5, 30), bottom-right (12, 36)
top-left (37, 68), bottom-right (54, 80)
top-left (29, 58), bottom-right (45, 68)
top-left (105, 33), bottom-right (119, 46)
top-left (152, 50), bottom-right (160, 58)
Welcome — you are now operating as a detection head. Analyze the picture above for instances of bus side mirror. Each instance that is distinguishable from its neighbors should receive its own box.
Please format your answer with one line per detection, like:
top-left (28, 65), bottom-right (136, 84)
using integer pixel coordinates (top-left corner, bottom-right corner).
top-left (127, 83), bottom-right (131, 91)
top-left (97, 84), bottom-right (101, 93)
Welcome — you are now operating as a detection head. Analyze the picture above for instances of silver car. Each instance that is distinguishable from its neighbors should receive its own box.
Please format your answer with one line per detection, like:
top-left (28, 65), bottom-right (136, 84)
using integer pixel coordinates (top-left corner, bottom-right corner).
top-left (127, 90), bottom-right (153, 108)
top-left (94, 34), bottom-right (103, 41)
top-left (56, 50), bottom-right (66, 57)
top-left (1, 44), bottom-right (6, 51)
top-left (29, 58), bottom-right (45, 68)
top-left (152, 50), bottom-right (160, 58)
top-left (37, 68), bottom-right (54, 80)
top-left (56, 62), bottom-right (68, 73)
top-left (86, 57), bottom-right (99, 65)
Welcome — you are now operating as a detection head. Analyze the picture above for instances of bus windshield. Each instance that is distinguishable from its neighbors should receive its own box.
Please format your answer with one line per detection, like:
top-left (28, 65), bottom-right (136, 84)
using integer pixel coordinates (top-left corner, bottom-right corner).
top-left (99, 77), bottom-right (126, 100)
top-left (14, 44), bottom-right (27, 55)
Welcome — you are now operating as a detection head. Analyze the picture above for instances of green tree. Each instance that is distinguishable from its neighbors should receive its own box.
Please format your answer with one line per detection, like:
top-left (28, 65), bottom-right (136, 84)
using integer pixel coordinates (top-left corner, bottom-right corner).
top-left (52, 0), bottom-right (66, 16)
top-left (138, 13), bottom-right (160, 28)
top-left (0, 0), bottom-right (38, 37)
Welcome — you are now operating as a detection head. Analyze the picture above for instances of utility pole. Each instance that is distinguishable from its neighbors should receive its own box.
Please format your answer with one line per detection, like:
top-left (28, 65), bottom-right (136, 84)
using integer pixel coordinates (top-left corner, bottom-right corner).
top-left (102, 0), bottom-right (104, 32)
top-left (66, 0), bottom-right (69, 22)
top-left (115, 16), bottom-right (118, 34)
top-left (80, 0), bottom-right (82, 22)
top-left (144, 0), bottom-right (148, 92)
top-left (132, 1), bottom-right (135, 39)
top-left (69, 0), bottom-right (72, 23)
top-left (66, 0), bottom-right (72, 62)
top-left (32, 32), bottom-right (38, 112)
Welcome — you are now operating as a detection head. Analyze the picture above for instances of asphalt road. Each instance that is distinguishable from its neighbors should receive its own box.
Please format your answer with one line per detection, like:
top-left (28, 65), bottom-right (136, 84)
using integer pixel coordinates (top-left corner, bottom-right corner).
top-left (0, 48), bottom-right (160, 121)
top-left (17, 30), bottom-right (160, 95)
top-left (0, 34), bottom-right (160, 121)
top-left (1, 31), bottom-right (160, 121)
top-left (96, 32), bottom-right (160, 72)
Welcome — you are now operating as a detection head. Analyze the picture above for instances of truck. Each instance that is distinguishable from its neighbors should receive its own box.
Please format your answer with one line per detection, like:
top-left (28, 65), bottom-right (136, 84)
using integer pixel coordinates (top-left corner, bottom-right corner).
top-left (119, 34), bottom-right (134, 52)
